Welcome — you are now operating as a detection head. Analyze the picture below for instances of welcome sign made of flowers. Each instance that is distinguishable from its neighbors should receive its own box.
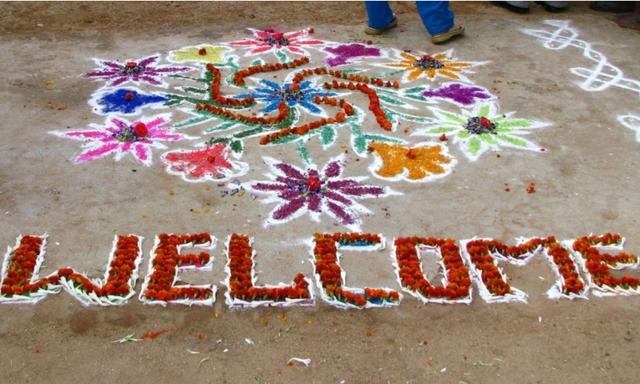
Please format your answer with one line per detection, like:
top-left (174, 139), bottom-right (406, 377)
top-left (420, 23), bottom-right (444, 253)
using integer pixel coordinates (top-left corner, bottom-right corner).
top-left (3, 28), bottom-right (638, 309)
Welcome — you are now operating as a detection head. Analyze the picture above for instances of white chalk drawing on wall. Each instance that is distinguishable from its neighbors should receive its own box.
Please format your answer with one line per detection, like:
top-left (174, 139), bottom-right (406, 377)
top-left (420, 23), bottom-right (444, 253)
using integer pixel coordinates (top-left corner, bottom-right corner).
top-left (521, 20), bottom-right (640, 142)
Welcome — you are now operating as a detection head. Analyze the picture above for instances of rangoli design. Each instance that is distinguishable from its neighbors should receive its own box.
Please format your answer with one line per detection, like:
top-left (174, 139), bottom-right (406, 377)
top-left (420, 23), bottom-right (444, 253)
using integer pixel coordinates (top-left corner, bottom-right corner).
top-left (51, 26), bottom-right (551, 229)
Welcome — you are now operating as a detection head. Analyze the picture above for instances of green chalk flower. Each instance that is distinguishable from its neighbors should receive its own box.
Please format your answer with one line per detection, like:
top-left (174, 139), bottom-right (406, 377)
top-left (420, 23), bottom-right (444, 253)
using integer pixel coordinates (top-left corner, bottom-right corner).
top-left (413, 102), bottom-right (549, 161)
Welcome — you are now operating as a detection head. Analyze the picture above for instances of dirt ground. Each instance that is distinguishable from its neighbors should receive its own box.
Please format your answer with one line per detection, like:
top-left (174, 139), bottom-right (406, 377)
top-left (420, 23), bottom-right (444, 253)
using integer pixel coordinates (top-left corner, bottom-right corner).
top-left (1, 1), bottom-right (639, 383)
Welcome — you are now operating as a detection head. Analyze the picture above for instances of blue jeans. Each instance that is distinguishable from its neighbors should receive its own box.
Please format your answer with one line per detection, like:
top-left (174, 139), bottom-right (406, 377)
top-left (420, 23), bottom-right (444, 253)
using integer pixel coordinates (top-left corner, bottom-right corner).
top-left (365, 1), bottom-right (454, 36)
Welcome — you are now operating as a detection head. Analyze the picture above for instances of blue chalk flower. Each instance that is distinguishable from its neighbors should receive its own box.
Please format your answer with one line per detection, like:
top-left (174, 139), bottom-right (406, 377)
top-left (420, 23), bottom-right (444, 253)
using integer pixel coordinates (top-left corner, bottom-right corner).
top-left (236, 80), bottom-right (335, 116)
top-left (93, 88), bottom-right (168, 115)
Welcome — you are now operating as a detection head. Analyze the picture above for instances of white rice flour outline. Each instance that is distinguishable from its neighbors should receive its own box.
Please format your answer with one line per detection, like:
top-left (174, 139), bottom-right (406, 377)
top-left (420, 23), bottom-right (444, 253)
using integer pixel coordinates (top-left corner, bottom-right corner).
top-left (520, 20), bottom-right (640, 142)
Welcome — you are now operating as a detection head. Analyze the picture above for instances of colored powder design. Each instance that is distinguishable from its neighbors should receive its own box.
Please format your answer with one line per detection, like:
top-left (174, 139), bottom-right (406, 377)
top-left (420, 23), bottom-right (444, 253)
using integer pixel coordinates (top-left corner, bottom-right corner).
top-left (96, 89), bottom-right (168, 114)
top-left (324, 43), bottom-right (381, 67)
top-left (422, 83), bottom-right (491, 105)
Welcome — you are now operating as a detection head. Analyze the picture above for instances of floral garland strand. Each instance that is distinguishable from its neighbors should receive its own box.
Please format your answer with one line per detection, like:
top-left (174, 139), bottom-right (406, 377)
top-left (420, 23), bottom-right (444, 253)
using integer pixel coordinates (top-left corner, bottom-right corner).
top-left (224, 234), bottom-right (314, 308)
top-left (0, 234), bottom-right (61, 304)
top-left (311, 233), bottom-right (401, 309)
top-left (139, 233), bottom-right (217, 306)
top-left (542, 237), bottom-right (588, 300)
top-left (57, 235), bottom-right (143, 306)
top-left (569, 234), bottom-right (640, 297)
top-left (393, 237), bottom-right (472, 304)
top-left (460, 237), bottom-right (544, 303)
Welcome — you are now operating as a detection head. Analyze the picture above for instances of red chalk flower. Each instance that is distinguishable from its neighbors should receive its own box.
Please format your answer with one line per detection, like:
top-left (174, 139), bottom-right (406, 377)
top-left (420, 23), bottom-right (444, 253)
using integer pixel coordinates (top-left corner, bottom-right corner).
top-left (230, 28), bottom-right (325, 56)
top-left (161, 144), bottom-right (248, 183)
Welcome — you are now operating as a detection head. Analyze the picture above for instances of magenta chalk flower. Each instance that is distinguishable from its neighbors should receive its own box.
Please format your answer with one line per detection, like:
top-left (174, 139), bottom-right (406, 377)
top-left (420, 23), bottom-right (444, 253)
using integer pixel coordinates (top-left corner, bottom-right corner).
top-left (50, 114), bottom-right (193, 166)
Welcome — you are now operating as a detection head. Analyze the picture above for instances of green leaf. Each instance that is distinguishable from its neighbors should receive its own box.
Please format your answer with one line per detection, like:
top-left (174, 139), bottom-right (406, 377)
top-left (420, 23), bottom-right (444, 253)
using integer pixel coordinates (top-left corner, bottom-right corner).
top-left (230, 140), bottom-right (243, 153)
top-left (363, 134), bottom-right (403, 143)
top-left (377, 68), bottom-right (404, 78)
top-left (169, 74), bottom-right (207, 83)
top-left (175, 115), bottom-right (212, 129)
top-left (271, 134), bottom-right (299, 144)
top-left (296, 140), bottom-right (312, 165)
top-left (432, 108), bottom-right (466, 124)
top-left (497, 119), bottom-right (531, 129)
top-left (478, 105), bottom-right (490, 117)
top-left (339, 68), bottom-right (362, 75)
top-left (497, 134), bottom-right (528, 147)
top-left (208, 137), bottom-right (231, 145)
top-left (182, 87), bottom-right (207, 95)
top-left (353, 135), bottom-right (368, 155)
top-left (276, 50), bottom-right (288, 63)
top-left (203, 121), bottom-right (237, 133)
top-left (320, 126), bottom-right (337, 146)
top-left (404, 86), bottom-right (426, 94)
top-left (385, 109), bottom-right (430, 123)
top-left (350, 124), bottom-right (363, 135)
top-left (378, 93), bottom-right (406, 106)
top-left (424, 126), bottom-right (458, 134)
top-left (479, 133), bottom-right (498, 145)
top-left (250, 58), bottom-right (265, 66)
top-left (233, 127), bottom-right (263, 138)
top-left (405, 94), bottom-right (427, 102)
top-left (468, 137), bottom-right (481, 155)
top-left (458, 131), bottom-right (471, 139)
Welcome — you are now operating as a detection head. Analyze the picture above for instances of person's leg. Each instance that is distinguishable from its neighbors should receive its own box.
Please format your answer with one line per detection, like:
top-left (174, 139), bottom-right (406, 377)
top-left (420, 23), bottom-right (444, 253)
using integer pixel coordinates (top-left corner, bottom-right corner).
top-left (415, 1), bottom-right (455, 35)
top-left (364, 1), bottom-right (396, 29)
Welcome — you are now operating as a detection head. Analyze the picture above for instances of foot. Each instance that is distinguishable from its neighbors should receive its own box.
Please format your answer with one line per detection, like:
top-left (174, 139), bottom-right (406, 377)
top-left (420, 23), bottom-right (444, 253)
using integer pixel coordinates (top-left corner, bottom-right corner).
top-left (492, 1), bottom-right (531, 14)
top-left (431, 24), bottom-right (465, 44)
top-left (365, 17), bottom-right (398, 36)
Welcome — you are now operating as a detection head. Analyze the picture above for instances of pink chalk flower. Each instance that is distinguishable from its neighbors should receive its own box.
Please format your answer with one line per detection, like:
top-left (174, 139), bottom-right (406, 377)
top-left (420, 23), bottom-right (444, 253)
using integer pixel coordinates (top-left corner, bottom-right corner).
top-left (50, 114), bottom-right (193, 166)
top-left (161, 144), bottom-right (248, 183)
top-left (230, 28), bottom-right (325, 56)
top-left (85, 55), bottom-right (191, 88)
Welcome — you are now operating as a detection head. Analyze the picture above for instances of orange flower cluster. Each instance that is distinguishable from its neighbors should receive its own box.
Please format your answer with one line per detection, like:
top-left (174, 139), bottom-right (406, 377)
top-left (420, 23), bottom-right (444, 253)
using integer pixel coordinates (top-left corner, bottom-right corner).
top-left (395, 237), bottom-right (471, 300)
top-left (573, 233), bottom-right (639, 290)
top-left (0, 235), bottom-right (59, 297)
top-left (143, 233), bottom-right (214, 302)
top-left (313, 233), bottom-right (399, 307)
top-left (291, 67), bottom-right (399, 89)
top-left (206, 64), bottom-right (254, 107)
top-left (543, 237), bottom-right (585, 295)
top-left (197, 100), bottom-right (288, 126)
top-left (58, 235), bottom-right (140, 297)
top-left (466, 238), bottom-right (543, 296)
top-left (323, 81), bottom-right (392, 131)
top-left (233, 57), bottom-right (310, 86)
top-left (227, 234), bottom-right (310, 302)
top-left (259, 97), bottom-right (353, 145)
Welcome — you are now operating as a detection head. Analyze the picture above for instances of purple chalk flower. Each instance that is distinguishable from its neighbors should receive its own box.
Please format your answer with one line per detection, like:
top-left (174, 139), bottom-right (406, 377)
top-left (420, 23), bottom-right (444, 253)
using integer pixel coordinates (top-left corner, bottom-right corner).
top-left (250, 156), bottom-right (393, 229)
top-left (86, 55), bottom-right (191, 88)
top-left (422, 83), bottom-right (492, 106)
top-left (324, 43), bottom-right (381, 67)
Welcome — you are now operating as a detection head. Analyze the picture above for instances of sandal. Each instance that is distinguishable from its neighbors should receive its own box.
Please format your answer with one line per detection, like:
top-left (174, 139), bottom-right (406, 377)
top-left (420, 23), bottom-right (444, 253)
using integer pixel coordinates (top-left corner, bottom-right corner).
top-left (431, 24), bottom-right (465, 44)
top-left (365, 17), bottom-right (398, 35)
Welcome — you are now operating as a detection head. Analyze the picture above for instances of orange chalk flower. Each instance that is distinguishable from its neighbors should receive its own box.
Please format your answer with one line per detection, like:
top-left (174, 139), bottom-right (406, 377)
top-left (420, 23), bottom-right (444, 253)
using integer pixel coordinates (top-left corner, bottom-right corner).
top-left (383, 49), bottom-right (482, 83)
top-left (368, 142), bottom-right (455, 182)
